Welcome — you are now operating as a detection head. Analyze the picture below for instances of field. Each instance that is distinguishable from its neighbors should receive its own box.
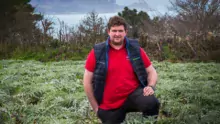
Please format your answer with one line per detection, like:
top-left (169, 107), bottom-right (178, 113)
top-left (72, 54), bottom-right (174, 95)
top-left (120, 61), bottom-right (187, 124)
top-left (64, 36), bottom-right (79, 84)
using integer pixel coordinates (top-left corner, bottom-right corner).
top-left (0, 60), bottom-right (220, 124)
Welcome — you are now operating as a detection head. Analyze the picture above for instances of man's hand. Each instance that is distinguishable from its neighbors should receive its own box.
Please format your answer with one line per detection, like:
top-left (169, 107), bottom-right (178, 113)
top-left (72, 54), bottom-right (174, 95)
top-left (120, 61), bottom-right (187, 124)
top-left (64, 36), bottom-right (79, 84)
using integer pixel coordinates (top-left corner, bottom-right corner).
top-left (143, 86), bottom-right (154, 96)
top-left (144, 65), bottom-right (157, 96)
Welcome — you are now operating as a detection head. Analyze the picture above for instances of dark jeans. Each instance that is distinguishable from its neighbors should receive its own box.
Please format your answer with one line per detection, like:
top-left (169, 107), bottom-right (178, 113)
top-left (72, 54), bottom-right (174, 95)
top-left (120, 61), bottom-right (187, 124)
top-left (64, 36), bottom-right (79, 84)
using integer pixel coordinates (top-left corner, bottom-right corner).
top-left (97, 86), bottom-right (160, 124)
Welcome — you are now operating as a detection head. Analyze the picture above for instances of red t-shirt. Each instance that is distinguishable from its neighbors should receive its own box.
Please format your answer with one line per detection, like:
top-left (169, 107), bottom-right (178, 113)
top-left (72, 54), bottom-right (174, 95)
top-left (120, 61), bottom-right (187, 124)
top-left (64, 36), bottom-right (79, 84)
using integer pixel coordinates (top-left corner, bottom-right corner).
top-left (85, 43), bottom-right (151, 110)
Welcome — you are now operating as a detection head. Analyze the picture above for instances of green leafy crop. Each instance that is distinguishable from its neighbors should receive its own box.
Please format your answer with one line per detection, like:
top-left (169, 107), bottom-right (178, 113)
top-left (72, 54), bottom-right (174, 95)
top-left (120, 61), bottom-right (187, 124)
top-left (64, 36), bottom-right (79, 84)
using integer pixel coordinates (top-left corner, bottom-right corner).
top-left (0, 60), bottom-right (219, 124)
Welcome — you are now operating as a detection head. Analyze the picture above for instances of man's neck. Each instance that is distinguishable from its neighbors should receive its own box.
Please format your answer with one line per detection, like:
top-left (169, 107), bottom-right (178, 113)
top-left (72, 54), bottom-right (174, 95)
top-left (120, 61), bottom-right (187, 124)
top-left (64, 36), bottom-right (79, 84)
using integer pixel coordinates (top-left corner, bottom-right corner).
top-left (110, 42), bottom-right (124, 50)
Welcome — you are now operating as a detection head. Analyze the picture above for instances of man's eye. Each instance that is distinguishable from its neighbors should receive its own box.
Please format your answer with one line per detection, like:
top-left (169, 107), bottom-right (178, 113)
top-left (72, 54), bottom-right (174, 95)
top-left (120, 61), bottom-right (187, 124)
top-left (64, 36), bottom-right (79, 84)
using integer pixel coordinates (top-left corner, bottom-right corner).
top-left (112, 30), bottom-right (117, 32)
top-left (119, 30), bottom-right (123, 32)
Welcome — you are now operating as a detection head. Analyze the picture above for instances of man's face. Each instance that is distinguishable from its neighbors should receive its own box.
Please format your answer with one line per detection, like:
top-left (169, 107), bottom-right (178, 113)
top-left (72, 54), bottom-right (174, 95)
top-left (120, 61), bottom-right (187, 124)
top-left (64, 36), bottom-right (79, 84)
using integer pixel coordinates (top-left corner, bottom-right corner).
top-left (108, 25), bottom-right (127, 46)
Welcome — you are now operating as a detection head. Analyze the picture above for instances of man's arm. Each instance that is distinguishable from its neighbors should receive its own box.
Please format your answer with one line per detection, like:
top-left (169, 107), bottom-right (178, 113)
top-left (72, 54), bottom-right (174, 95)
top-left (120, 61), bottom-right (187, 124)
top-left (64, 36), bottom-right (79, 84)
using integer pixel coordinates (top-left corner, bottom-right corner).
top-left (143, 65), bottom-right (158, 96)
top-left (146, 65), bottom-right (158, 87)
top-left (83, 69), bottom-right (99, 113)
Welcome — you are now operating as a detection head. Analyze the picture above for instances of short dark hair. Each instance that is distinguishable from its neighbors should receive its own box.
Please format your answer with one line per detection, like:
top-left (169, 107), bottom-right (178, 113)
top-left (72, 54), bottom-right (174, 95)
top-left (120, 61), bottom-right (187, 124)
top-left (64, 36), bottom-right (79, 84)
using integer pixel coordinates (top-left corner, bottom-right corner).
top-left (107, 16), bottom-right (128, 31)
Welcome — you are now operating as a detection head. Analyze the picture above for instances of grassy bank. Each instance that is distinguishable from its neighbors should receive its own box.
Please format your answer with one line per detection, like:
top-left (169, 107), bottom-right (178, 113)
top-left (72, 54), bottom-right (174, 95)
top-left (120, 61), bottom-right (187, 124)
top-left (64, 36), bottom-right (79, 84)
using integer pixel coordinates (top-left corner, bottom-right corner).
top-left (0, 60), bottom-right (220, 124)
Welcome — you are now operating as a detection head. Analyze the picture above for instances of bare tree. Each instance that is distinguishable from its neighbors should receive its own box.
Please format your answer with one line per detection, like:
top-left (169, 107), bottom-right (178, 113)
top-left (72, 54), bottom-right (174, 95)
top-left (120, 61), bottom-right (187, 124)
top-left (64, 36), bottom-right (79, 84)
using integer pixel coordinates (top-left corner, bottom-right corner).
top-left (57, 19), bottom-right (70, 43)
top-left (78, 11), bottom-right (106, 46)
top-left (170, 0), bottom-right (220, 38)
top-left (41, 17), bottom-right (54, 43)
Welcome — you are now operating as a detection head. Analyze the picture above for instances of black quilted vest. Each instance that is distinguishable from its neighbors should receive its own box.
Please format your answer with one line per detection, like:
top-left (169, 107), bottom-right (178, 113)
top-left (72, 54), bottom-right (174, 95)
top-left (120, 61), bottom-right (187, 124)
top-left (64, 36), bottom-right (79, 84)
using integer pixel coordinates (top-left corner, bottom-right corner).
top-left (93, 37), bottom-right (148, 105)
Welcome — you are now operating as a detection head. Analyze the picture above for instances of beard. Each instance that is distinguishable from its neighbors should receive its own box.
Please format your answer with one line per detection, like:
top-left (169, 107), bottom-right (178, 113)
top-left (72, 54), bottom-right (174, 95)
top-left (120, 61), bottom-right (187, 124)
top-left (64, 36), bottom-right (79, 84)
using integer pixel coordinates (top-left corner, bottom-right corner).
top-left (110, 37), bottom-right (124, 46)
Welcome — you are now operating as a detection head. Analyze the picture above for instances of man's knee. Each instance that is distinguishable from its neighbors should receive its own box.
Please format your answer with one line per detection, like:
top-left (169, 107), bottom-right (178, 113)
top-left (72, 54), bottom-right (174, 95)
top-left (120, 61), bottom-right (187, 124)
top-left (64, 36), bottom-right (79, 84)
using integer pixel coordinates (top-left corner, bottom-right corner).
top-left (139, 96), bottom-right (160, 116)
top-left (148, 96), bottom-right (160, 109)
top-left (97, 108), bottom-right (126, 123)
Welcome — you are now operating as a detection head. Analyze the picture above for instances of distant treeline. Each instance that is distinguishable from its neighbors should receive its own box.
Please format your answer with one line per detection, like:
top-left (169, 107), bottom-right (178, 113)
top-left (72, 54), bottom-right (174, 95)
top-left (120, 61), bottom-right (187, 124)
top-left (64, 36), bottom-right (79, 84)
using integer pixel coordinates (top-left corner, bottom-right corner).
top-left (1, 0), bottom-right (220, 62)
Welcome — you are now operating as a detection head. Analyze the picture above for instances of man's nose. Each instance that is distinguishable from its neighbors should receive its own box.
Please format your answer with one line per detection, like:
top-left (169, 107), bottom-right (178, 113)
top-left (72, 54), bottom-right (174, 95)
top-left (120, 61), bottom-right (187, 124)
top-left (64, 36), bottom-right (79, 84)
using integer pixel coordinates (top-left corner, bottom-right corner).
top-left (115, 31), bottom-right (120, 35)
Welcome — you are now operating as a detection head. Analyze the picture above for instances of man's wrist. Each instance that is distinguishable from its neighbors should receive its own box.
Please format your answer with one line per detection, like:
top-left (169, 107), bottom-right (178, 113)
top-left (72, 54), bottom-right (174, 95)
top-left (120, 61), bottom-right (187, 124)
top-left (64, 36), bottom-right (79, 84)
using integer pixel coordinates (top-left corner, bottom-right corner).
top-left (148, 85), bottom-right (156, 91)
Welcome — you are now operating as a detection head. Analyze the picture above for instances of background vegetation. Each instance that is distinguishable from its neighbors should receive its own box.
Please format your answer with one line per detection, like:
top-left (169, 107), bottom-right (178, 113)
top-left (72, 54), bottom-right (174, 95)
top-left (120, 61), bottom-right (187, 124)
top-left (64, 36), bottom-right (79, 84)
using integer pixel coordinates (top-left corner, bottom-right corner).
top-left (1, 0), bottom-right (220, 123)
top-left (1, 0), bottom-right (220, 62)
top-left (0, 60), bottom-right (220, 123)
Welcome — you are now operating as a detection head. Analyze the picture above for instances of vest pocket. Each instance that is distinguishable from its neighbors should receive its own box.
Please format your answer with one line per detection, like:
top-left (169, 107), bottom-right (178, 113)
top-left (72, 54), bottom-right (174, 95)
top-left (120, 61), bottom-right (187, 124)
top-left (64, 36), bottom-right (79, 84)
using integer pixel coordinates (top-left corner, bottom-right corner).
top-left (96, 61), bottom-right (106, 74)
top-left (130, 56), bottom-right (148, 87)
top-left (93, 61), bottom-right (106, 104)
top-left (131, 56), bottom-right (142, 67)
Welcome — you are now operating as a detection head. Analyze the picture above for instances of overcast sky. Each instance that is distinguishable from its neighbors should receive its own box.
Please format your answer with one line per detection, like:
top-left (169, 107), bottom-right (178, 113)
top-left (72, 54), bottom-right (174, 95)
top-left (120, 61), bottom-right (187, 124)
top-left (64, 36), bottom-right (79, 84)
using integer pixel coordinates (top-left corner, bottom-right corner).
top-left (44, 0), bottom-right (174, 28)
top-left (117, 0), bottom-right (171, 6)
top-left (117, 0), bottom-right (172, 14)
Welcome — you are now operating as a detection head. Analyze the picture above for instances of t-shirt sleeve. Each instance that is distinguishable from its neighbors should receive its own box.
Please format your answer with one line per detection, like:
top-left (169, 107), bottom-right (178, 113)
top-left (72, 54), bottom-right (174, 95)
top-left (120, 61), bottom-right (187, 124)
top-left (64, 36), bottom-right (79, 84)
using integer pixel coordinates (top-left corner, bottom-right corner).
top-left (140, 48), bottom-right (152, 68)
top-left (85, 49), bottom-right (96, 72)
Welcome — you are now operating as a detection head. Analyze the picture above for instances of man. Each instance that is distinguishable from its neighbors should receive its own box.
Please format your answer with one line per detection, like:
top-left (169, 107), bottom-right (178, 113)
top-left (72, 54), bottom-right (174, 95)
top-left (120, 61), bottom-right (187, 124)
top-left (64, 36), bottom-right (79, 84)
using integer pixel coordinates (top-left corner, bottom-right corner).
top-left (83, 16), bottom-right (160, 124)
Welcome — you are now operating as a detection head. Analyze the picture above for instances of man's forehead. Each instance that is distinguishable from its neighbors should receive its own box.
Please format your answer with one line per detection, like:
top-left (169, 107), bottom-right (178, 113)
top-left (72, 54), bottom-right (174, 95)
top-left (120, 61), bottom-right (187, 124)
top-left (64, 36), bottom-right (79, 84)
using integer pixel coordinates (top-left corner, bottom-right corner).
top-left (110, 25), bottom-right (125, 30)
top-left (111, 25), bottom-right (124, 27)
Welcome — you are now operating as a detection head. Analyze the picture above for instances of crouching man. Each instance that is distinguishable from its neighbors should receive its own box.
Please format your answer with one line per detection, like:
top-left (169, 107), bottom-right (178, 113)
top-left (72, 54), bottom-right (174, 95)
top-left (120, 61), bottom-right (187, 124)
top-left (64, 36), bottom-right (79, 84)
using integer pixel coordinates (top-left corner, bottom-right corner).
top-left (83, 16), bottom-right (160, 124)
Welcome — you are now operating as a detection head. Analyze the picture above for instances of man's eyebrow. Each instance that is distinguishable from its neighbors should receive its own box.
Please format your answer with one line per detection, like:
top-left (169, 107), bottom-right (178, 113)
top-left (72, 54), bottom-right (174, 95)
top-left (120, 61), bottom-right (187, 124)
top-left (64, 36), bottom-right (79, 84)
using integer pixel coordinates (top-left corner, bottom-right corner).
top-left (112, 29), bottom-right (123, 31)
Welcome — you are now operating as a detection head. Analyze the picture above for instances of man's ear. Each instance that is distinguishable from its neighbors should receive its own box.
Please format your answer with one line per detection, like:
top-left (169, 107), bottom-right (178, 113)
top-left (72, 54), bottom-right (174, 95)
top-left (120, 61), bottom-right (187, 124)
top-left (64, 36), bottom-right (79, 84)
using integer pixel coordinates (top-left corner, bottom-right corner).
top-left (125, 29), bottom-right (128, 34)
top-left (106, 28), bottom-right (110, 35)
